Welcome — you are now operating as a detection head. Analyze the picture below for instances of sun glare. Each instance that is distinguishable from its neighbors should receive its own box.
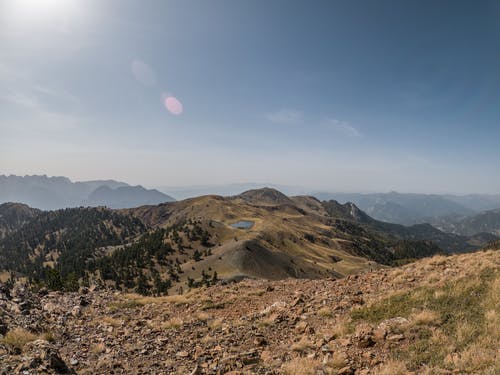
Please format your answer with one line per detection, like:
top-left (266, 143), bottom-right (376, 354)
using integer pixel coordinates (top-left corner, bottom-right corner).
top-left (4, 0), bottom-right (81, 27)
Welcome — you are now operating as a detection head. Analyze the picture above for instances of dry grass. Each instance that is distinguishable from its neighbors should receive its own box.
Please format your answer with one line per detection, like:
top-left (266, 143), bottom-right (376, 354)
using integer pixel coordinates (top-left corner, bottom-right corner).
top-left (372, 359), bottom-right (408, 375)
top-left (117, 289), bottom-right (200, 308)
top-left (0, 271), bottom-right (11, 283)
top-left (325, 351), bottom-right (348, 369)
top-left (126, 293), bottom-right (190, 306)
top-left (426, 255), bottom-right (448, 266)
top-left (281, 357), bottom-right (322, 375)
top-left (91, 342), bottom-right (106, 354)
top-left (161, 317), bottom-right (183, 330)
top-left (411, 309), bottom-right (440, 326)
top-left (101, 316), bottom-right (123, 327)
top-left (1, 328), bottom-right (38, 351)
top-left (195, 312), bottom-right (210, 322)
top-left (317, 307), bottom-right (333, 318)
top-left (320, 321), bottom-right (349, 340)
top-left (207, 318), bottom-right (223, 330)
top-left (40, 331), bottom-right (55, 343)
top-left (257, 314), bottom-right (278, 328)
top-left (351, 265), bottom-right (499, 373)
top-left (200, 299), bottom-right (225, 311)
top-left (200, 334), bottom-right (216, 345)
top-left (290, 338), bottom-right (313, 353)
top-left (245, 288), bottom-right (266, 297)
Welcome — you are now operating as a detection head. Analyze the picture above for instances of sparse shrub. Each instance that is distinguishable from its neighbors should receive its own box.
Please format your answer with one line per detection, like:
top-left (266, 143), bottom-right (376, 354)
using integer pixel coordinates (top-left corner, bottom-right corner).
top-left (281, 357), bottom-right (321, 375)
top-left (195, 312), bottom-right (210, 322)
top-left (108, 299), bottom-right (143, 312)
top-left (291, 338), bottom-right (313, 353)
top-left (101, 316), bottom-right (123, 327)
top-left (327, 322), bottom-right (349, 339)
top-left (1, 328), bottom-right (38, 351)
top-left (200, 300), bottom-right (225, 311)
top-left (162, 317), bottom-right (183, 330)
top-left (372, 360), bottom-right (408, 375)
top-left (318, 307), bottom-right (333, 318)
top-left (91, 342), bottom-right (106, 354)
top-left (41, 331), bottom-right (56, 343)
top-left (207, 318), bottom-right (223, 330)
top-left (411, 309), bottom-right (440, 326)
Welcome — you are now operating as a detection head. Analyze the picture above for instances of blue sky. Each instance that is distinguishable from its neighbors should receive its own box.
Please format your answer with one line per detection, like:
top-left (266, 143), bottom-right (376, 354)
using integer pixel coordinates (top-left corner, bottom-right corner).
top-left (1, 0), bottom-right (499, 193)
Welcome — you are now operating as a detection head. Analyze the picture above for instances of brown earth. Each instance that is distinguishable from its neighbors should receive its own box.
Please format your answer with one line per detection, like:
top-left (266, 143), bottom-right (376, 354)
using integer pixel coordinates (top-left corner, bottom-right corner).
top-left (1, 249), bottom-right (498, 374)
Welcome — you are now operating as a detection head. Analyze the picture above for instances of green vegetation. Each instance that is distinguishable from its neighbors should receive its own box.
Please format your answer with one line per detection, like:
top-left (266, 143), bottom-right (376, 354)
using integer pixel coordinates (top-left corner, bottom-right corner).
top-left (0, 207), bottom-right (146, 290)
top-left (187, 269), bottom-right (218, 289)
top-left (351, 267), bottom-right (499, 372)
top-left (0, 209), bottom-right (215, 295)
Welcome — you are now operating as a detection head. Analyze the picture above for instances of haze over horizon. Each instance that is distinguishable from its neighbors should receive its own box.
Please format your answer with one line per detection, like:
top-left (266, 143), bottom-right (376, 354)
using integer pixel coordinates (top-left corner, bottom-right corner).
top-left (1, 0), bottom-right (500, 194)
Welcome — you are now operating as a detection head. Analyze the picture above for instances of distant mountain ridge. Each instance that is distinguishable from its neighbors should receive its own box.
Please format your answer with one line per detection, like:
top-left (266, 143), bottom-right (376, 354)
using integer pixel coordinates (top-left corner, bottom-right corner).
top-left (160, 187), bottom-right (500, 227)
top-left (0, 174), bottom-right (175, 210)
top-left (431, 208), bottom-right (500, 237)
top-left (314, 191), bottom-right (500, 226)
top-left (86, 185), bottom-right (173, 209)
top-left (316, 191), bottom-right (475, 225)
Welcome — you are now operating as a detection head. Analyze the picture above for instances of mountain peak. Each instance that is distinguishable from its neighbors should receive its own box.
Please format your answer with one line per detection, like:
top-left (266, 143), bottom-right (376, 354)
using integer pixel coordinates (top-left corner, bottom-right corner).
top-left (236, 187), bottom-right (293, 206)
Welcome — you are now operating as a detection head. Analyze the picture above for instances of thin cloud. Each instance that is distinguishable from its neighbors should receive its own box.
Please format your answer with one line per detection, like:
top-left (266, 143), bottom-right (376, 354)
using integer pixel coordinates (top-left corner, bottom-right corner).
top-left (0, 88), bottom-right (82, 131)
top-left (266, 109), bottom-right (303, 125)
top-left (327, 118), bottom-right (361, 137)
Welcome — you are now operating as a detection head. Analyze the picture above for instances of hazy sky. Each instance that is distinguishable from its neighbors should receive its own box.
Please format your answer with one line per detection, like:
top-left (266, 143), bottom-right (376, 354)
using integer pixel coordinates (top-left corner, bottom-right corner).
top-left (1, 0), bottom-right (499, 193)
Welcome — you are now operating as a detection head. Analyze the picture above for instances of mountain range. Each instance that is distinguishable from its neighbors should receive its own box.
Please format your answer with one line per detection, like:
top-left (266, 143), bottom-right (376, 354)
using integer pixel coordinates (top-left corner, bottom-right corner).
top-left (0, 187), bottom-right (495, 294)
top-left (317, 191), bottom-right (500, 229)
top-left (0, 174), bottom-right (175, 210)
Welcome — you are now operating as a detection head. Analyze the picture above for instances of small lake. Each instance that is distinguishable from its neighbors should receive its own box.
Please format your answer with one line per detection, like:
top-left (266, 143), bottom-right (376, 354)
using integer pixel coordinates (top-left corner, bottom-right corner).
top-left (230, 220), bottom-right (254, 229)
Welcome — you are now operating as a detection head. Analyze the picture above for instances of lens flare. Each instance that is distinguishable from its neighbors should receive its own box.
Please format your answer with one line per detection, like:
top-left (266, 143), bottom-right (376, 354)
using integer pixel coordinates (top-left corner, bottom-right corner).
top-left (164, 96), bottom-right (183, 115)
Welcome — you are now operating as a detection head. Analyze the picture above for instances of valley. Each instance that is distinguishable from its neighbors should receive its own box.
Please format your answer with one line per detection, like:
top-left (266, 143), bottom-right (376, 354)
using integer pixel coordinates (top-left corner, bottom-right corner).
top-left (0, 188), bottom-right (494, 296)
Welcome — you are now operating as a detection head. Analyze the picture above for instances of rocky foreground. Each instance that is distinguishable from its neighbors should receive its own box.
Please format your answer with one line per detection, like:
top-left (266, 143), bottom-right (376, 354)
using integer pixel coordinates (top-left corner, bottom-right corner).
top-left (1, 250), bottom-right (499, 375)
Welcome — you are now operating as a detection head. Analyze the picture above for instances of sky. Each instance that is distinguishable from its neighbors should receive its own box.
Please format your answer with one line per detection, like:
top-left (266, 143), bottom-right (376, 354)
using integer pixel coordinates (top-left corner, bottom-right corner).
top-left (1, 0), bottom-right (499, 194)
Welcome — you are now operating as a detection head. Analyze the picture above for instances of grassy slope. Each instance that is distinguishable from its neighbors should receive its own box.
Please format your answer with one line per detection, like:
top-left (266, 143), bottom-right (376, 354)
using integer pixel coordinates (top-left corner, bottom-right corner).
top-left (127, 195), bottom-right (380, 288)
top-left (351, 252), bottom-right (499, 374)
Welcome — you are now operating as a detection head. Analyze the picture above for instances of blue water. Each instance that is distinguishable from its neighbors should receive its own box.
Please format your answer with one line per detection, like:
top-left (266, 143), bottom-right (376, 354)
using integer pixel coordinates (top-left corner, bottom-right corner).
top-left (230, 220), bottom-right (254, 229)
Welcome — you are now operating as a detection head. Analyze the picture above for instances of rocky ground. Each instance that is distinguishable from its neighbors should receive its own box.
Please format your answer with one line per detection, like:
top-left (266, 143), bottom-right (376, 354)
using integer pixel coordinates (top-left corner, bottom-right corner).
top-left (1, 250), bottom-right (498, 374)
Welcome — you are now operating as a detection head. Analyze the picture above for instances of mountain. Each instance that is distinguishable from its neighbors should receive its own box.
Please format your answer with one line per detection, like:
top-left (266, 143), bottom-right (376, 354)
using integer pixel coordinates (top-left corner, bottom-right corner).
top-left (315, 191), bottom-right (475, 225)
top-left (0, 188), bottom-right (490, 295)
top-left (444, 193), bottom-right (500, 212)
top-left (432, 208), bottom-right (500, 237)
top-left (321, 199), bottom-right (486, 254)
top-left (235, 187), bottom-right (295, 206)
top-left (0, 174), bottom-right (174, 209)
top-left (159, 183), bottom-right (306, 200)
top-left (86, 185), bottom-right (173, 209)
top-left (0, 203), bottom-right (41, 238)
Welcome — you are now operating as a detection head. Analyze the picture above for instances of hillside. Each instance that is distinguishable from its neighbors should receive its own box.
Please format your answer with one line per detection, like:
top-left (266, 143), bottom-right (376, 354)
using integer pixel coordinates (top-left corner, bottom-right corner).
top-left (0, 207), bottom-right (146, 285)
top-left (321, 200), bottom-right (484, 254)
top-left (432, 208), bottom-right (500, 237)
top-left (0, 203), bottom-right (40, 239)
top-left (0, 249), bottom-right (497, 374)
top-left (0, 188), bottom-right (490, 295)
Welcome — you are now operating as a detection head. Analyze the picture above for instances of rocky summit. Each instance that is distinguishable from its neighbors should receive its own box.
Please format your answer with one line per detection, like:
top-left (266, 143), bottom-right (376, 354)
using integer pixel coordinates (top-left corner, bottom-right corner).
top-left (1, 250), bottom-right (498, 374)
